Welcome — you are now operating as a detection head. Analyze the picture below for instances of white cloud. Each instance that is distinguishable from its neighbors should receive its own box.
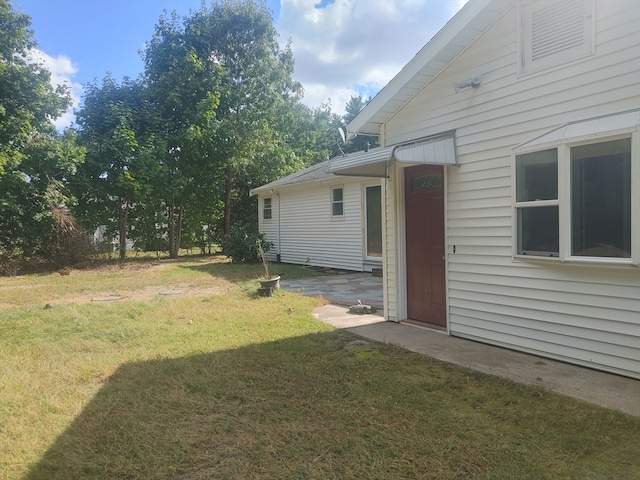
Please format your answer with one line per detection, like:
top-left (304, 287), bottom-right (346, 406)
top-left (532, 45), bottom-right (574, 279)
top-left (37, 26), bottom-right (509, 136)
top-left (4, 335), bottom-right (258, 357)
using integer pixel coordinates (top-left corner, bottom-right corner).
top-left (277, 0), bottom-right (468, 114)
top-left (28, 49), bottom-right (83, 130)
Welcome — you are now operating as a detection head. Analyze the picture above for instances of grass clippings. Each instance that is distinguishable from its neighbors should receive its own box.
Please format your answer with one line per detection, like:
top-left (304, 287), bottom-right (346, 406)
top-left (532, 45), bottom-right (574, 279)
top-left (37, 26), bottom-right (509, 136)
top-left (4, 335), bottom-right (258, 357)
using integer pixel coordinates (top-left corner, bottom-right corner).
top-left (0, 255), bottom-right (638, 480)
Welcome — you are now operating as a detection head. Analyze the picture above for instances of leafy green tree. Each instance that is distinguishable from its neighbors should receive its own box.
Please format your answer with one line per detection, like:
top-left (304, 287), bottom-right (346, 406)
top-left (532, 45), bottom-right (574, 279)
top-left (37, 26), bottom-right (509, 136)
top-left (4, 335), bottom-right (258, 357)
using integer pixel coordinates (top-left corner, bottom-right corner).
top-left (1, 129), bottom-right (86, 267)
top-left (341, 95), bottom-right (379, 154)
top-left (0, 0), bottom-right (70, 175)
top-left (141, 0), bottom-right (309, 255)
top-left (73, 75), bottom-right (152, 261)
top-left (0, 0), bottom-right (84, 269)
top-left (143, 10), bottom-right (222, 258)
top-left (181, 0), bottom-right (303, 237)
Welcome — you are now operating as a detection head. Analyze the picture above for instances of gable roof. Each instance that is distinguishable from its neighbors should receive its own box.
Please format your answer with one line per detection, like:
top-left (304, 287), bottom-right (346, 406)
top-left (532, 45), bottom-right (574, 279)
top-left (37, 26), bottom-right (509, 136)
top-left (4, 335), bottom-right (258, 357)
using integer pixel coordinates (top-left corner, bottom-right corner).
top-left (347, 0), bottom-right (513, 138)
top-left (249, 159), bottom-right (335, 195)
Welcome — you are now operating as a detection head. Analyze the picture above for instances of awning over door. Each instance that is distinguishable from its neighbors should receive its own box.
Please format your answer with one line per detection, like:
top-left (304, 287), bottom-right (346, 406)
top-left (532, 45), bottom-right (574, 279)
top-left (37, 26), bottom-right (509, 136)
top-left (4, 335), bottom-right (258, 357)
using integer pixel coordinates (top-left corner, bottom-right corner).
top-left (395, 133), bottom-right (457, 165)
top-left (329, 132), bottom-right (457, 178)
top-left (328, 145), bottom-right (395, 177)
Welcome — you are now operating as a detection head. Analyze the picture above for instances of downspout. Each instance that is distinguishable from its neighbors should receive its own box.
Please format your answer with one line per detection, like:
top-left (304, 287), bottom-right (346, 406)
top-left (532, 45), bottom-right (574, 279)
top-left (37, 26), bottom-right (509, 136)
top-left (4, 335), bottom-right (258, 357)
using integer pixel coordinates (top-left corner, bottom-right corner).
top-left (276, 191), bottom-right (281, 263)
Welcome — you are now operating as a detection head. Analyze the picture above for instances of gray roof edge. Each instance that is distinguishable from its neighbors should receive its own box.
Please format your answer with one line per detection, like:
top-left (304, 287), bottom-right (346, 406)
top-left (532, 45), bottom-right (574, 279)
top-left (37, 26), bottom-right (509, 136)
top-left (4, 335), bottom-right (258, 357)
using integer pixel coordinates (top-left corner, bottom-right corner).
top-left (250, 146), bottom-right (392, 196)
top-left (249, 159), bottom-right (335, 196)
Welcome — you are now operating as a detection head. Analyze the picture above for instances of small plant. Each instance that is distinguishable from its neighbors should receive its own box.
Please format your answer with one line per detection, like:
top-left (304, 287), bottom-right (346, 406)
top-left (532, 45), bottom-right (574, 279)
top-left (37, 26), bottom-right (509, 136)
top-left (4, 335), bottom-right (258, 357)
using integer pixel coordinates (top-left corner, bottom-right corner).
top-left (256, 238), bottom-right (279, 296)
top-left (256, 239), bottom-right (270, 279)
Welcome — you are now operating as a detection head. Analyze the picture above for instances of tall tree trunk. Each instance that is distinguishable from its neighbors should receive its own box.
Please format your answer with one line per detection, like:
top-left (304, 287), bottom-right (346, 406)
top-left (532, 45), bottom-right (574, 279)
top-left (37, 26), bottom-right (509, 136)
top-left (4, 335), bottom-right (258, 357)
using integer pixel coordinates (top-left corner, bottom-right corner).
top-left (173, 203), bottom-right (184, 258)
top-left (223, 165), bottom-right (233, 236)
top-left (168, 199), bottom-right (183, 259)
top-left (118, 202), bottom-right (129, 262)
top-left (168, 200), bottom-right (175, 258)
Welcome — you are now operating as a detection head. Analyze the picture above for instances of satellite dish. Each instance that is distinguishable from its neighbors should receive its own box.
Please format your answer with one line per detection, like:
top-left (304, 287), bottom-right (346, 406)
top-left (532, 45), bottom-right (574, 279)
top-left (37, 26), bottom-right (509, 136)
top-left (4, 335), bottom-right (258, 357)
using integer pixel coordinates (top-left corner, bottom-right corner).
top-left (338, 127), bottom-right (346, 144)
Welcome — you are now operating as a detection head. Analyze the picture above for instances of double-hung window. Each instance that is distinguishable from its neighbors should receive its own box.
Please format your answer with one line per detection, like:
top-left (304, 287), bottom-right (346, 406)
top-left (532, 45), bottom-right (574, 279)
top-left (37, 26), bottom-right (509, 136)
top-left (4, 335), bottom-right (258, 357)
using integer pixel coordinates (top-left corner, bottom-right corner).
top-left (514, 111), bottom-right (639, 265)
top-left (516, 148), bottom-right (559, 256)
top-left (263, 197), bottom-right (272, 220)
top-left (331, 187), bottom-right (344, 217)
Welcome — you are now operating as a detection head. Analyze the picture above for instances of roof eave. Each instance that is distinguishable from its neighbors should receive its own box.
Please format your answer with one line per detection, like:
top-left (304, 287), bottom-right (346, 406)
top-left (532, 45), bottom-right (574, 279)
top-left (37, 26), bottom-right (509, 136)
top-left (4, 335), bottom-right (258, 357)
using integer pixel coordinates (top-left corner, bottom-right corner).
top-left (249, 175), bottom-right (336, 196)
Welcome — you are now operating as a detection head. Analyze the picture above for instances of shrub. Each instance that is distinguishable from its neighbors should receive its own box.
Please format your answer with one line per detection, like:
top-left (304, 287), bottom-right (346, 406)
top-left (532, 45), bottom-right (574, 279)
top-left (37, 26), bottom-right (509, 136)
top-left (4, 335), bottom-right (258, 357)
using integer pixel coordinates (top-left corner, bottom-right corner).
top-left (220, 224), bottom-right (271, 263)
top-left (0, 246), bottom-right (22, 276)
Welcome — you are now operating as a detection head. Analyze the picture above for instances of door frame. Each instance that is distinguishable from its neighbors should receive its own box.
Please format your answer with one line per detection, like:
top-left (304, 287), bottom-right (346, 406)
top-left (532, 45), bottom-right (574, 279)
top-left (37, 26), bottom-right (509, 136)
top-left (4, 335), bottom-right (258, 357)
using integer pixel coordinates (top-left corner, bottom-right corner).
top-left (395, 162), bottom-right (450, 332)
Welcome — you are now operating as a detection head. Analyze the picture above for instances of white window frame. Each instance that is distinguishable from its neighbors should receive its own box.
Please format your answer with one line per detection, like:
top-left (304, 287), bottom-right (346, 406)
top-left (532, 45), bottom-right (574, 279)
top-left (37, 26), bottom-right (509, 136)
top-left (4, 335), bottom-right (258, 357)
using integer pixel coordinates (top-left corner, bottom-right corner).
top-left (364, 184), bottom-right (383, 260)
top-left (518, 0), bottom-right (595, 77)
top-left (330, 186), bottom-right (344, 219)
top-left (262, 197), bottom-right (272, 221)
top-left (514, 148), bottom-right (559, 257)
top-left (512, 131), bottom-right (639, 267)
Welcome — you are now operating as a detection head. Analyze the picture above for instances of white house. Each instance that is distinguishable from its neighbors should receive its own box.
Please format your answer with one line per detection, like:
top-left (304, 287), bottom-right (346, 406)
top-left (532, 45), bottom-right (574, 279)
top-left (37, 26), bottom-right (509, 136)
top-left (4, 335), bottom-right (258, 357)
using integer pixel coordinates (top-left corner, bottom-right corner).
top-left (250, 159), bottom-right (383, 272)
top-left (330, 0), bottom-right (640, 378)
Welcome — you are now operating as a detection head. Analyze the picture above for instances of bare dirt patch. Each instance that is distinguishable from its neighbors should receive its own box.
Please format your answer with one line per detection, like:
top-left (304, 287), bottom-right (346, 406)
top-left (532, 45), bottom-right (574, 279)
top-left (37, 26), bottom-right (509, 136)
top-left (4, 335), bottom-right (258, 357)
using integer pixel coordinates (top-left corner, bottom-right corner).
top-left (45, 284), bottom-right (229, 307)
top-left (71, 259), bottom-right (164, 273)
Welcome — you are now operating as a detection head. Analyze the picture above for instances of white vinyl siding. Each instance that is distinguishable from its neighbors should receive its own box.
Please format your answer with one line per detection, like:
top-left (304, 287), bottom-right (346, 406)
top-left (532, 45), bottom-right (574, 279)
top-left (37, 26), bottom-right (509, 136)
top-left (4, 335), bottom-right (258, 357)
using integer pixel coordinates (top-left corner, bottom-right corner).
top-left (383, 176), bottom-right (398, 321)
top-left (256, 194), bottom-right (279, 262)
top-left (258, 179), bottom-right (382, 272)
top-left (382, 1), bottom-right (640, 378)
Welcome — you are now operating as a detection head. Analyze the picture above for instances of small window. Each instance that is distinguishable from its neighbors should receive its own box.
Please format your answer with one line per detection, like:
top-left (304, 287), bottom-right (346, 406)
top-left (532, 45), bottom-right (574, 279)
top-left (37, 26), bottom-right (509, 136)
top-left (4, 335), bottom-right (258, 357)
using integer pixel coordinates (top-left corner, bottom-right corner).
top-left (263, 197), bottom-right (272, 220)
top-left (571, 139), bottom-right (631, 258)
top-left (331, 187), bottom-right (344, 217)
top-left (515, 149), bottom-right (559, 256)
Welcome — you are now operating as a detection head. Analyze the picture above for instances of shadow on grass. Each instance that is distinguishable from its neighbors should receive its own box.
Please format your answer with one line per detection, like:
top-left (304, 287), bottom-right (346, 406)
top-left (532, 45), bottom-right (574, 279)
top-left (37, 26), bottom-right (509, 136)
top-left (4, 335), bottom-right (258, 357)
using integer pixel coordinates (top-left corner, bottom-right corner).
top-left (25, 332), bottom-right (640, 480)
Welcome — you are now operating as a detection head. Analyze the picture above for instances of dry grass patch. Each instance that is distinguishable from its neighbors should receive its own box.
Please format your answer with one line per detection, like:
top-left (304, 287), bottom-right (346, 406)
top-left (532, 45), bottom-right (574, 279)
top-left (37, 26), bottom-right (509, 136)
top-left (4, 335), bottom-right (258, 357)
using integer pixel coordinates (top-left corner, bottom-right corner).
top-left (1, 256), bottom-right (639, 479)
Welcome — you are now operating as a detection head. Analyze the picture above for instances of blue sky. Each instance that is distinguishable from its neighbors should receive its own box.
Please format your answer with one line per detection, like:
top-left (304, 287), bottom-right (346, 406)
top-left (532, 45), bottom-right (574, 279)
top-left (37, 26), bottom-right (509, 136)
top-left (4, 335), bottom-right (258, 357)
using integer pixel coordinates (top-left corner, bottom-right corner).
top-left (12, 0), bottom-right (468, 128)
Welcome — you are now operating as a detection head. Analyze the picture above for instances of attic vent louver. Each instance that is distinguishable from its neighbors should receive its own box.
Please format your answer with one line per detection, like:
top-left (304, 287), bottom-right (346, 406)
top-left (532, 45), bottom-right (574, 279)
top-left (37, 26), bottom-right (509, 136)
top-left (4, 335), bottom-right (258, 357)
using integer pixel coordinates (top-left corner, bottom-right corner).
top-left (531, 0), bottom-right (584, 61)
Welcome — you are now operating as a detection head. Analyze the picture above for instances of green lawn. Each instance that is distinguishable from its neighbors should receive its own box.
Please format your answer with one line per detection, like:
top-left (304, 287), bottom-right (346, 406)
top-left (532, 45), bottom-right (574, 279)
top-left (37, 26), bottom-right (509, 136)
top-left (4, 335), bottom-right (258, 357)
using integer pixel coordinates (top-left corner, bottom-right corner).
top-left (1, 256), bottom-right (638, 479)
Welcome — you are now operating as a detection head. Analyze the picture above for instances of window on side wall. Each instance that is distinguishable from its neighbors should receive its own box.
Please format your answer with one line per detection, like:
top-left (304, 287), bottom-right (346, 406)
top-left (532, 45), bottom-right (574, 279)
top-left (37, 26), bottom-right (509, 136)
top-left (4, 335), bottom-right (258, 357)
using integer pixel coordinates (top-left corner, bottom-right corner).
top-left (263, 197), bottom-right (272, 220)
top-left (331, 187), bottom-right (344, 217)
top-left (570, 139), bottom-right (631, 258)
top-left (515, 136), bottom-right (634, 262)
top-left (515, 149), bottom-right (559, 256)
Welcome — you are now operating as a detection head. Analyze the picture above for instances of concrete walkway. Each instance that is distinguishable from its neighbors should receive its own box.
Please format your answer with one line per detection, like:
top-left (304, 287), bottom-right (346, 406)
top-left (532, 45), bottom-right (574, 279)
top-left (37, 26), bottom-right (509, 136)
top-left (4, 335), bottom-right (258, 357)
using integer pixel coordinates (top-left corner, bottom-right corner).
top-left (281, 273), bottom-right (640, 416)
top-left (280, 272), bottom-right (383, 310)
top-left (280, 272), bottom-right (639, 416)
top-left (313, 304), bottom-right (640, 417)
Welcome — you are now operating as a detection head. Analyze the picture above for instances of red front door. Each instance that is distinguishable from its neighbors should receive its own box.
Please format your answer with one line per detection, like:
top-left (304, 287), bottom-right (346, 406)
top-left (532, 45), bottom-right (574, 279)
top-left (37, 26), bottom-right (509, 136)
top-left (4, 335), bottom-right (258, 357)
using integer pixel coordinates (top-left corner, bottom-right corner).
top-left (404, 164), bottom-right (446, 326)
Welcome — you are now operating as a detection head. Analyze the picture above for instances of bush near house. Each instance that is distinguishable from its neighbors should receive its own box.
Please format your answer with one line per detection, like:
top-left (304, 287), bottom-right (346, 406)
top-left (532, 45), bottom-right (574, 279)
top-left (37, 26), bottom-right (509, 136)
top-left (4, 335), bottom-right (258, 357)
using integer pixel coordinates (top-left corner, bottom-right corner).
top-left (220, 223), bottom-right (272, 263)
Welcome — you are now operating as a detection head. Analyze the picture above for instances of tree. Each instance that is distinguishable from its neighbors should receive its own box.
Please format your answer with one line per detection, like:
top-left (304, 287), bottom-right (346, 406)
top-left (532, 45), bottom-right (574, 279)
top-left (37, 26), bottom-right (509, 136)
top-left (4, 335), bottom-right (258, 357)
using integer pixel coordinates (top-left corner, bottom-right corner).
top-left (73, 75), bottom-right (151, 261)
top-left (341, 95), bottom-right (379, 154)
top-left (143, 10), bottom-right (222, 258)
top-left (0, 0), bottom-right (83, 270)
top-left (178, 0), bottom-right (303, 237)
top-left (0, 0), bottom-right (69, 175)
top-left (1, 129), bottom-right (86, 267)
top-left (141, 0), bottom-right (307, 256)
